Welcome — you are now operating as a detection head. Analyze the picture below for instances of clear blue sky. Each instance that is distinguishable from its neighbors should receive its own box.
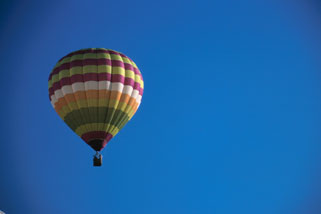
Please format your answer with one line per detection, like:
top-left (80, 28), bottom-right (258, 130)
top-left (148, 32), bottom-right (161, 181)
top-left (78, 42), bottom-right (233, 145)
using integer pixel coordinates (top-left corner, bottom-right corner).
top-left (1, 0), bottom-right (321, 213)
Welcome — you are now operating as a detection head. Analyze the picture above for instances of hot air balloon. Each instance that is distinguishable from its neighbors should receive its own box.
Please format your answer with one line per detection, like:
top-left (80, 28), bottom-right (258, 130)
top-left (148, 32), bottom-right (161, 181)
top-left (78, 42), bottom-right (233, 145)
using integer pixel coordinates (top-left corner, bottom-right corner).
top-left (48, 48), bottom-right (144, 166)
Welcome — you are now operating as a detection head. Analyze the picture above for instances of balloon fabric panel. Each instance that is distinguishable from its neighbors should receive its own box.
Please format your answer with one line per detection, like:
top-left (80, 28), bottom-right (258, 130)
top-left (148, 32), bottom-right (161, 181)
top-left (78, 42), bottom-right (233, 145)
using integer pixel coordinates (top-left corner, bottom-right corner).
top-left (48, 48), bottom-right (144, 151)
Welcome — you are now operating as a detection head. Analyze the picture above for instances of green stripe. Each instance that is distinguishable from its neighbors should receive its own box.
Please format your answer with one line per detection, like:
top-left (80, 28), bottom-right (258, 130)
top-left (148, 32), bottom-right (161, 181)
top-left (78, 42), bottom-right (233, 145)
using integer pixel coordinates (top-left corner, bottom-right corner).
top-left (107, 107), bottom-right (131, 132)
top-left (64, 107), bottom-right (129, 131)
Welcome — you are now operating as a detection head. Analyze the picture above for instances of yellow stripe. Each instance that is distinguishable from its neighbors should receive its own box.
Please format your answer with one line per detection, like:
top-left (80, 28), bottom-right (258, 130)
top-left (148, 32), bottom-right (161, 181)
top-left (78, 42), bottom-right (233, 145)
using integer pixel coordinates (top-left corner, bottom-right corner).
top-left (56, 100), bottom-right (134, 119)
top-left (48, 65), bottom-right (143, 88)
top-left (53, 52), bottom-right (137, 70)
top-left (110, 54), bottom-right (123, 61)
top-left (74, 123), bottom-right (119, 136)
top-left (53, 53), bottom-right (112, 69)
top-left (107, 103), bottom-right (138, 135)
top-left (130, 61), bottom-right (138, 69)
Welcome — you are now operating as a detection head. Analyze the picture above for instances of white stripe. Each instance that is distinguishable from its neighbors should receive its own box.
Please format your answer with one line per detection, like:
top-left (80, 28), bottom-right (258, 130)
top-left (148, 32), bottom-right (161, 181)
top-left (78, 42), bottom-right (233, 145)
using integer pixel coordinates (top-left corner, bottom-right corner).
top-left (61, 85), bottom-right (73, 95)
top-left (131, 89), bottom-right (139, 99)
top-left (51, 81), bottom-right (140, 106)
top-left (99, 81), bottom-right (111, 90)
top-left (85, 81), bottom-right (99, 90)
top-left (51, 100), bottom-right (56, 108)
top-left (50, 95), bottom-right (57, 104)
top-left (53, 81), bottom-right (113, 100)
top-left (72, 82), bottom-right (85, 93)
top-left (111, 82), bottom-right (124, 92)
top-left (123, 85), bottom-right (133, 95)
top-left (54, 89), bottom-right (64, 101)
top-left (136, 95), bottom-right (142, 104)
top-left (51, 80), bottom-right (140, 95)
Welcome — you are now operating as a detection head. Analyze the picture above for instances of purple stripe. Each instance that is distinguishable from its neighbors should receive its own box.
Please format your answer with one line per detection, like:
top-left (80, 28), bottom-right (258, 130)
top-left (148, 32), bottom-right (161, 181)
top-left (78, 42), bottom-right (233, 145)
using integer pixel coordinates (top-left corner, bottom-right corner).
top-left (58, 49), bottom-right (132, 63)
top-left (106, 50), bottom-right (121, 56)
top-left (49, 59), bottom-right (142, 81)
top-left (124, 63), bottom-right (143, 80)
top-left (50, 59), bottom-right (112, 79)
top-left (112, 74), bottom-right (125, 83)
top-left (106, 50), bottom-right (142, 79)
top-left (49, 87), bottom-right (54, 97)
top-left (49, 73), bottom-right (143, 97)
top-left (81, 131), bottom-right (113, 151)
top-left (124, 77), bottom-right (134, 86)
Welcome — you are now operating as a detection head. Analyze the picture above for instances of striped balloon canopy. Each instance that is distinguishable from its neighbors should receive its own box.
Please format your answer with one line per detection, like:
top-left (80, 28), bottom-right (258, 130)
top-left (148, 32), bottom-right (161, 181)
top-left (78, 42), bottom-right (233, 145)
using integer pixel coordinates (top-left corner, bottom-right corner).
top-left (48, 48), bottom-right (144, 152)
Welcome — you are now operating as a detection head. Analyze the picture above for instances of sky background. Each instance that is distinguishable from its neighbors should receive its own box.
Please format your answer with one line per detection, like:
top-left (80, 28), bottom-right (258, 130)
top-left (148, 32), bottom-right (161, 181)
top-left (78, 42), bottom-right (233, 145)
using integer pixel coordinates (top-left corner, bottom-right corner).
top-left (1, 0), bottom-right (321, 213)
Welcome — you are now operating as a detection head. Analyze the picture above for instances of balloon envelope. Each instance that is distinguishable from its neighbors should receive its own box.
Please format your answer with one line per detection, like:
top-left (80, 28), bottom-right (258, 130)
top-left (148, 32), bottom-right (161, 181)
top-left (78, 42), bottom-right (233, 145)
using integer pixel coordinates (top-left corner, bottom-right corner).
top-left (48, 48), bottom-right (144, 151)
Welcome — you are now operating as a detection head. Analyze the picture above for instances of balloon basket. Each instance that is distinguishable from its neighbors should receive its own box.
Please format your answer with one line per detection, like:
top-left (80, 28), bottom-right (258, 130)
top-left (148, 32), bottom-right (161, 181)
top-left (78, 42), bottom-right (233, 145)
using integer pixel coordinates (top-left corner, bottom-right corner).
top-left (93, 152), bottom-right (102, 167)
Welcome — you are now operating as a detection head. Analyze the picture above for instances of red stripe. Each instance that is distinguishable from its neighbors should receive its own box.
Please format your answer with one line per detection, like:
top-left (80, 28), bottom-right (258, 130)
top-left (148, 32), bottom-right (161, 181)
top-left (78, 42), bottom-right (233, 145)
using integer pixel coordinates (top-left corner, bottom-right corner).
top-left (48, 73), bottom-right (143, 97)
top-left (58, 49), bottom-right (131, 63)
top-left (81, 131), bottom-right (113, 151)
top-left (49, 59), bottom-right (142, 82)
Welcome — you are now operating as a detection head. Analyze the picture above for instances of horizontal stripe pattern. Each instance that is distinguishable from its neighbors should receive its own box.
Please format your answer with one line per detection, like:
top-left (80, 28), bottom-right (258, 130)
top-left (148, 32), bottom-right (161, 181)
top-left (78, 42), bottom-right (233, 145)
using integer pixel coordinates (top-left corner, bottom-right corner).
top-left (75, 123), bottom-right (120, 137)
top-left (58, 49), bottom-right (133, 64)
top-left (64, 107), bottom-right (130, 130)
top-left (82, 131), bottom-right (113, 151)
top-left (52, 90), bottom-right (140, 118)
top-left (55, 99), bottom-right (139, 123)
top-left (48, 48), bottom-right (144, 150)
top-left (51, 58), bottom-right (141, 78)
top-left (48, 65), bottom-right (143, 89)
top-left (50, 83), bottom-right (141, 106)
top-left (49, 73), bottom-right (143, 98)
top-left (49, 50), bottom-right (143, 82)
